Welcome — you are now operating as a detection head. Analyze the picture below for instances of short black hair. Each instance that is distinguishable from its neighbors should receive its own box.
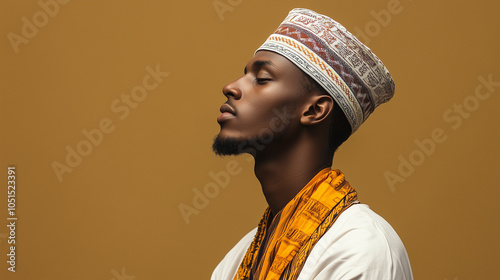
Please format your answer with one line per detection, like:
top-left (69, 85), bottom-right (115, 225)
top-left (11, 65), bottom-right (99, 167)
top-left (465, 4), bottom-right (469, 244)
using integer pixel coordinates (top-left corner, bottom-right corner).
top-left (302, 74), bottom-right (352, 154)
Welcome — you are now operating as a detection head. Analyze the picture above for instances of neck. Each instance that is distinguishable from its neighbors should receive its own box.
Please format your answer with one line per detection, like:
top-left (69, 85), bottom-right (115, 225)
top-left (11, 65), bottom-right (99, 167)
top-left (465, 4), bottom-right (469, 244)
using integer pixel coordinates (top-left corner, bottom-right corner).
top-left (253, 136), bottom-right (333, 215)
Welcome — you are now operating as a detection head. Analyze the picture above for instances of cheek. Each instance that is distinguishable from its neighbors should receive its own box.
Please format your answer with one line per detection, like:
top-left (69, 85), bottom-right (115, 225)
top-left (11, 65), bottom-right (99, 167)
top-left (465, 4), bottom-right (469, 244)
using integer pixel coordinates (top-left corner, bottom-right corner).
top-left (238, 102), bottom-right (277, 130)
top-left (240, 99), bottom-right (297, 136)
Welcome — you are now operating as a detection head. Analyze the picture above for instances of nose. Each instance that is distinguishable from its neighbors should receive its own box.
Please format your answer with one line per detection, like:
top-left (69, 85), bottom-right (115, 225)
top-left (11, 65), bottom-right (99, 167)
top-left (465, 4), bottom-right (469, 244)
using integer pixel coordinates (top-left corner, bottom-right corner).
top-left (222, 79), bottom-right (242, 100)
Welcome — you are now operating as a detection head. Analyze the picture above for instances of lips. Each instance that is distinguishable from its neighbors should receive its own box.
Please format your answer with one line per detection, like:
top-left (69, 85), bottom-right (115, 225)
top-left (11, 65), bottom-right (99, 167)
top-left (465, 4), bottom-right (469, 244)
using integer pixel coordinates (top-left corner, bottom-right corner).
top-left (219, 103), bottom-right (236, 115)
top-left (217, 103), bottom-right (236, 123)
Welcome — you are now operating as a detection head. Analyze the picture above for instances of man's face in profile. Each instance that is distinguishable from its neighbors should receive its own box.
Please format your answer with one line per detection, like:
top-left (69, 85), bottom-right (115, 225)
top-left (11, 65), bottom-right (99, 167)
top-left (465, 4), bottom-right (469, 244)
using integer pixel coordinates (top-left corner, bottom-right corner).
top-left (213, 51), bottom-right (310, 156)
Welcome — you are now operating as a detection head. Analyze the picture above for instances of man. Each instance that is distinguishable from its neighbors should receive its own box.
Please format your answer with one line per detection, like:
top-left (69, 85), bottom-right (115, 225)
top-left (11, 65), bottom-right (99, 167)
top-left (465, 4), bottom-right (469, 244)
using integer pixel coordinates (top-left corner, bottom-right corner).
top-left (211, 8), bottom-right (413, 280)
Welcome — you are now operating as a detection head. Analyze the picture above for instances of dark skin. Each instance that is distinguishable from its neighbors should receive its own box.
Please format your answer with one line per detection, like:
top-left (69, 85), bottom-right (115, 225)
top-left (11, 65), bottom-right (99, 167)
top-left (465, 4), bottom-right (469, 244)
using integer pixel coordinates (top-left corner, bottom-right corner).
top-left (216, 50), bottom-right (336, 215)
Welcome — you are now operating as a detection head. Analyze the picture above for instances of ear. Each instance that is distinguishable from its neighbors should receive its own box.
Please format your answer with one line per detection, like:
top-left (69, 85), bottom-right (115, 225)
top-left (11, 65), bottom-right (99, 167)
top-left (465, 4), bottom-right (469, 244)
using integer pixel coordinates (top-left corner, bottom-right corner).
top-left (300, 95), bottom-right (334, 125)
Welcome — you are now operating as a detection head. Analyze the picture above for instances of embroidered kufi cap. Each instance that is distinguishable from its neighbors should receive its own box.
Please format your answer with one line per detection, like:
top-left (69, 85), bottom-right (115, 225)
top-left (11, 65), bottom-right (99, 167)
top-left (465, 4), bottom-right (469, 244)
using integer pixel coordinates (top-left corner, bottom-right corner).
top-left (256, 8), bottom-right (395, 133)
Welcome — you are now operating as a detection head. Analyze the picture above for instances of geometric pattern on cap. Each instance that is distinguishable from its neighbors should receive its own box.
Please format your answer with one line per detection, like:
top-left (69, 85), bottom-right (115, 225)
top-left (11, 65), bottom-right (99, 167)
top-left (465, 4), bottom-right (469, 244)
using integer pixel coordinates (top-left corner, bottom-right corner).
top-left (256, 8), bottom-right (395, 133)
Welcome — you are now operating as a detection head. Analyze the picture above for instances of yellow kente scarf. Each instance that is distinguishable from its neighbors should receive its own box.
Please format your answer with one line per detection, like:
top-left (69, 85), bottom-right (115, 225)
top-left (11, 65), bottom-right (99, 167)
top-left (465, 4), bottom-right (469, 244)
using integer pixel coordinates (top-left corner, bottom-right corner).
top-left (234, 168), bottom-right (358, 280)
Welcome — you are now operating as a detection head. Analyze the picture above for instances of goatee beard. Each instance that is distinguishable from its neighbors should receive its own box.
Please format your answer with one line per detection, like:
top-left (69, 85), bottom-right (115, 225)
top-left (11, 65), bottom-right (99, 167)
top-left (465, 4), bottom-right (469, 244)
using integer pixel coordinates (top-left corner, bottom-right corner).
top-left (212, 135), bottom-right (261, 156)
top-left (212, 135), bottom-right (244, 156)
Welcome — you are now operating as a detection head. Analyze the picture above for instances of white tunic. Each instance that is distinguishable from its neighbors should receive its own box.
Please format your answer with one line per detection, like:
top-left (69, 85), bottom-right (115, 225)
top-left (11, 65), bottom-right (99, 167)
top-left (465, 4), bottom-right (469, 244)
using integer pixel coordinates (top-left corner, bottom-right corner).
top-left (211, 204), bottom-right (413, 280)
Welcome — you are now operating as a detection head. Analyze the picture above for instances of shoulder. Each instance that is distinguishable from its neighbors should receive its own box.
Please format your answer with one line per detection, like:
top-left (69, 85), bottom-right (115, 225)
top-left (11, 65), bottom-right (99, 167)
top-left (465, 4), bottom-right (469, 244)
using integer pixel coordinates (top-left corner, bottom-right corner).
top-left (299, 204), bottom-right (413, 280)
top-left (211, 228), bottom-right (257, 280)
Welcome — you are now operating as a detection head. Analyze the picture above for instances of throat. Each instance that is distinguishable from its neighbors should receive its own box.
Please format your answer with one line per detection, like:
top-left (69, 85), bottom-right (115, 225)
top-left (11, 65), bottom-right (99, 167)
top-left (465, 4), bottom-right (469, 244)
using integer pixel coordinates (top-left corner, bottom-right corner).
top-left (254, 154), bottom-right (331, 215)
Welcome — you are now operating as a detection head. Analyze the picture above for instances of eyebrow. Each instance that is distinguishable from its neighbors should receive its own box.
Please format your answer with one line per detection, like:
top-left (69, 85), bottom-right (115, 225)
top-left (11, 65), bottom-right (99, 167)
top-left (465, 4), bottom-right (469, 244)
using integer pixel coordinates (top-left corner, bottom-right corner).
top-left (244, 60), bottom-right (278, 74)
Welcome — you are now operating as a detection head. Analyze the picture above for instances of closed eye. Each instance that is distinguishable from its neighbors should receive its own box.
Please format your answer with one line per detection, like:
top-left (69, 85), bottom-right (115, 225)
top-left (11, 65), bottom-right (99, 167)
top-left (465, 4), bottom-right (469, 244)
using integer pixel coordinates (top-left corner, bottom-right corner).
top-left (256, 78), bottom-right (272, 84)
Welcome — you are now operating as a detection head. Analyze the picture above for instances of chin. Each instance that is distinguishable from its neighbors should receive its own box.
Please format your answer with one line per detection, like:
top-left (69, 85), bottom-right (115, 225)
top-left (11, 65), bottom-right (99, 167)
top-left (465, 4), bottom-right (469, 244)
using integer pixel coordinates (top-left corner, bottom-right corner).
top-left (212, 134), bottom-right (244, 156)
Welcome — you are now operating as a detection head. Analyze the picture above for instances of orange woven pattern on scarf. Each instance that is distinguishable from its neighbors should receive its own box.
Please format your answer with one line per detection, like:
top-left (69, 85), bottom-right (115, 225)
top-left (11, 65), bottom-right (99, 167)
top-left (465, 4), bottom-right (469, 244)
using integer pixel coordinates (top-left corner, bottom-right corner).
top-left (233, 168), bottom-right (358, 280)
